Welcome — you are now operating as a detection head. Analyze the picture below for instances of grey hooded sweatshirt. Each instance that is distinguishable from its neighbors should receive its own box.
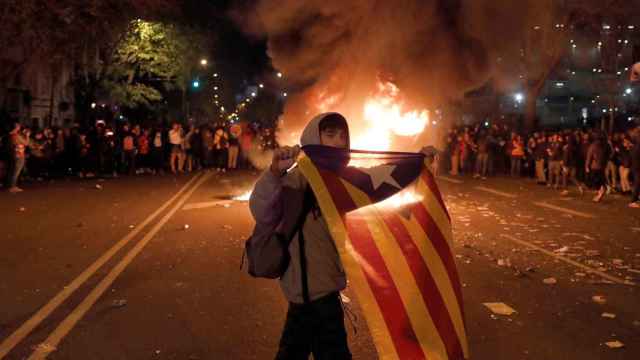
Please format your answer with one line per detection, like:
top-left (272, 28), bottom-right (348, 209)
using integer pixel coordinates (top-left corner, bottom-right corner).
top-left (249, 113), bottom-right (347, 304)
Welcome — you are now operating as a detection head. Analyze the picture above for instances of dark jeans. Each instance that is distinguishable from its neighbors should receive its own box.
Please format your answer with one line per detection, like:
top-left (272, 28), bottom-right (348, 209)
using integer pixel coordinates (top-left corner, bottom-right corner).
top-left (9, 157), bottom-right (25, 187)
top-left (275, 292), bottom-right (351, 360)
top-left (632, 170), bottom-right (640, 202)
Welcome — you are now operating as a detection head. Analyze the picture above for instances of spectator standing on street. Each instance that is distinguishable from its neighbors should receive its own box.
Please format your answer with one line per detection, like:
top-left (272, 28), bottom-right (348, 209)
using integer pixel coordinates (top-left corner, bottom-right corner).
top-left (213, 125), bottom-right (229, 172)
top-left (122, 128), bottom-right (137, 175)
top-left (547, 135), bottom-right (563, 189)
top-left (473, 132), bottom-right (489, 179)
top-left (137, 129), bottom-right (151, 174)
top-left (605, 134), bottom-right (619, 193)
top-left (561, 134), bottom-right (584, 196)
top-left (183, 125), bottom-right (196, 173)
top-left (586, 133), bottom-right (608, 202)
top-left (510, 135), bottom-right (525, 177)
top-left (151, 128), bottom-right (165, 175)
top-left (618, 136), bottom-right (632, 195)
top-left (7, 122), bottom-right (29, 192)
top-left (534, 137), bottom-right (547, 184)
top-left (190, 126), bottom-right (203, 171)
top-left (228, 125), bottom-right (241, 170)
top-left (169, 122), bottom-right (185, 174)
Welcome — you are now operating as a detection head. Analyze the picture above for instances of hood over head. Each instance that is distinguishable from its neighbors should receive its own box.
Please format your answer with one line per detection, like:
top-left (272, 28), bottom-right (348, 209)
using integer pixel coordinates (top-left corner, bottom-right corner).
top-left (300, 112), bottom-right (350, 148)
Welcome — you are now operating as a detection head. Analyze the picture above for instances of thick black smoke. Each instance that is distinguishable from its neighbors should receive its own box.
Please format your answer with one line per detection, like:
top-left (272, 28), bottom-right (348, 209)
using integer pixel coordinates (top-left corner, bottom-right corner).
top-left (235, 0), bottom-right (549, 143)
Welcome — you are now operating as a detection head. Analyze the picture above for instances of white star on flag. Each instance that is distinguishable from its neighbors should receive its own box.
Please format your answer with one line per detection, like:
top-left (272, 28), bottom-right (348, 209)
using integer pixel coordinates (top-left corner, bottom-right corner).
top-left (361, 165), bottom-right (401, 190)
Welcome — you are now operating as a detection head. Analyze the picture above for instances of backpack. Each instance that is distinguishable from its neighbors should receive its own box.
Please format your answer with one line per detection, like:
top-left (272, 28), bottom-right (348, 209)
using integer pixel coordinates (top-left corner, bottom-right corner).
top-left (243, 186), bottom-right (312, 279)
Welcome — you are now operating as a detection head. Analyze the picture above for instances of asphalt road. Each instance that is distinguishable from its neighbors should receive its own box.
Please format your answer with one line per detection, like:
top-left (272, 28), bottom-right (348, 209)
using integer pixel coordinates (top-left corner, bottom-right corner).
top-left (1, 170), bottom-right (639, 359)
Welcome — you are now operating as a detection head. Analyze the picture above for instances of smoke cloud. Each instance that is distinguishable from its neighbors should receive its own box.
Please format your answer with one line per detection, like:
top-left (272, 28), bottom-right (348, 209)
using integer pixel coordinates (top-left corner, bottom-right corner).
top-left (235, 0), bottom-right (550, 145)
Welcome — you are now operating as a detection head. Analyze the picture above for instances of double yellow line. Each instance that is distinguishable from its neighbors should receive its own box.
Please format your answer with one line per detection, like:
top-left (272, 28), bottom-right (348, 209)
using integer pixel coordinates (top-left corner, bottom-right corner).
top-left (0, 171), bottom-right (212, 359)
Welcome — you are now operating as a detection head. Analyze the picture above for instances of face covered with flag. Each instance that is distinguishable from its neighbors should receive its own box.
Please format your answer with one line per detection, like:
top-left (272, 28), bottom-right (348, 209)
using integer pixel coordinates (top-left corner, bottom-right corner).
top-left (296, 114), bottom-right (469, 360)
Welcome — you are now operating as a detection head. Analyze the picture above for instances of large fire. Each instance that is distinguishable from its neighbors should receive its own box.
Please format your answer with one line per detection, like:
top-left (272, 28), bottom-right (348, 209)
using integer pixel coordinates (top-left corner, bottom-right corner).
top-left (352, 81), bottom-right (429, 151)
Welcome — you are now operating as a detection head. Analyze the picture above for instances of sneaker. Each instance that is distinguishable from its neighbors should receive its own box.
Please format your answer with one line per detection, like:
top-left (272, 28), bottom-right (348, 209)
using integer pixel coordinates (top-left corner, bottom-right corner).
top-left (606, 186), bottom-right (612, 195)
top-left (560, 190), bottom-right (569, 196)
top-left (629, 202), bottom-right (640, 208)
top-left (593, 189), bottom-right (605, 203)
top-left (8, 186), bottom-right (23, 193)
top-left (578, 186), bottom-right (584, 196)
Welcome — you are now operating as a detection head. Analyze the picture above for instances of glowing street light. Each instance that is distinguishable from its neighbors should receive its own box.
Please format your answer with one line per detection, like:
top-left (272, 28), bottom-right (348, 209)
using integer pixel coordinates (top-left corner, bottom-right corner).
top-left (514, 93), bottom-right (524, 103)
top-left (91, 102), bottom-right (96, 109)
top-left (251, 92), bottom-right (257, 97)
top-left (259, 83), bottom-right (264, 88)
top-left (282, 92), bottom-right (288, 97)
top-left (192, 80), bottom-right (200, 88)
top-left (626, 88), bottom-right (633, 95)
top-left (277, 72), bottom-right (283, 78)
top-left (200, 59), bottom-right (208, 66)
top-left (213, 73), bottom-right (219, 78)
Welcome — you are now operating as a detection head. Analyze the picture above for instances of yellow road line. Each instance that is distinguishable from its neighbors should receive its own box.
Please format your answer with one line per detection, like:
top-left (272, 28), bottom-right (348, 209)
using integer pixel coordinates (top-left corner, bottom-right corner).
top-left (502, 234), bottom-right (635, 286)
top-left (28, 173), bottom-right (212, 359)
top-left (0, 173), bottom-right (203, 359)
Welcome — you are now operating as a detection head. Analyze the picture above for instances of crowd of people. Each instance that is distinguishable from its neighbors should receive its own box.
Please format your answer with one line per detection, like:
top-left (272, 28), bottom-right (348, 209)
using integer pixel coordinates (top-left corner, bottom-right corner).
top-left (441, 122), bottom-right (640, 207)
top-left (0, 120), bottom-right (279, 193)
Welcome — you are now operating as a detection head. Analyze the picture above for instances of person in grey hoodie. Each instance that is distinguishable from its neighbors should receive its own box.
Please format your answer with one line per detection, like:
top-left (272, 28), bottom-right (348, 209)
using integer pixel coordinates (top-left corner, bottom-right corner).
top-left (249, 113), bottom-right (351, 360)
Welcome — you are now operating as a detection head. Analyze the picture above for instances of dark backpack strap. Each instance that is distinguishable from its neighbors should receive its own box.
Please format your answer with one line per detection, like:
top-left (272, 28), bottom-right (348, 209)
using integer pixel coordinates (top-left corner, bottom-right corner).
top-left (297, 186), bottom-right (316, 304)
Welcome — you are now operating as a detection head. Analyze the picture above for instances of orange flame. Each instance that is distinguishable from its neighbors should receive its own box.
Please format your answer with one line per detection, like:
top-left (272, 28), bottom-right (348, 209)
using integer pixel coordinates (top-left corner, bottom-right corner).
top-left (353, 81), bottom-right (429, 151)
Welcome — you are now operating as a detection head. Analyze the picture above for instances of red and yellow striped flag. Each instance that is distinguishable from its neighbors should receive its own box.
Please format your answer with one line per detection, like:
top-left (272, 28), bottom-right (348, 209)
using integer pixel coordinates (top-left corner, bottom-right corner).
top-left (298, 145), bottom-right (468, 360)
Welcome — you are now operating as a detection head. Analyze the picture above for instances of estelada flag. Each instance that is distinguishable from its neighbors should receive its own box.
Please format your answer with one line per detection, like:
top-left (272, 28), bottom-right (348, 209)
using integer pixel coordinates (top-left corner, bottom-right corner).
top-left (298, 145), bottom-right (469, 360)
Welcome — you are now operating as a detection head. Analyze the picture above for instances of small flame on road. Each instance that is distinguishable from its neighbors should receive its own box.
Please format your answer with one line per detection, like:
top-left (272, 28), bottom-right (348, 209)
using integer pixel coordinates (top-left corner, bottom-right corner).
top-left (233, 190), bottom-right (252, 201)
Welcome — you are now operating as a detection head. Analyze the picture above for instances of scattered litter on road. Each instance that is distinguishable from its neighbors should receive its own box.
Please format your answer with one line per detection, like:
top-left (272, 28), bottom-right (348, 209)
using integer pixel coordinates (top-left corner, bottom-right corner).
top-left (554, 246), bottom-right (570, 254)
top-left (223, 204), bottom-right (231, 208)
top-left (561, 233), bottom-right (595, 240)
top-left (628, 269), bottom-right (640, 274)
top-left (497, 259), bottom-right (511, 267)
top-left (585, 250), bottom-right (600, 257)
top-left (111, 299), bottom-right (128, 308)
top-left (155, 350), bottom-right (162, 355)
top-left (592, 295), bottom-right (607, 304)
top-left (183, 224), bottom-right (190, 230)
top-left (18, 207), bottom-right (26, 212)
top-left (32, 342), bottom-right (57, 354)
top-left (601, 313), bottom-right (616, 319)
top-left (604, 340), bottom-right (624, 349)
top-left (612, 259), bottom-right (624, 266)
top-left (631, 227), bottom-right (640, 232)
top-left (575, 272), bottom-right (587, 277)
top-left (633, 320), bottom-right (640, 327)
top-left (543, 277), bottom-right (557, 285)
top-left (483, 302), bottom-right (517, 316)
top-left (129, 225), bottom-right (135, 229)
top-left (95, 184), bottom-right (103, 190)
top-left (223, 225), bottom-right (233, 230)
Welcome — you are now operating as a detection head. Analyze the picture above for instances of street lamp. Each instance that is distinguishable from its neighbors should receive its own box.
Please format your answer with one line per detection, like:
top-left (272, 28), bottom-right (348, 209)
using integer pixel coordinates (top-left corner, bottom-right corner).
top-left (259, 83), bottom-right (264, 88)
top-left (91, 102), bottom-right (96, 109)
top-left (277, 72), bottom-right (283, 78)
top-left (200, 59), bottom-right (208, 66)
top-left (192, 80), bottom-right (200, 88)
top-left (514, 93), bottom-right (524, 103)
top-left (625, 88), bottom-right (633, 95)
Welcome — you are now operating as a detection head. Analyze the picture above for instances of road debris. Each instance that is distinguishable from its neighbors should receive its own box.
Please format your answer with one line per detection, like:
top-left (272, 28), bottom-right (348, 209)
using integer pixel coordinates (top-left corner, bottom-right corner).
top-left (553, 246), bottom-right (570, 254)
top-left (497, 258), bottom-right (511, 267)
top-left (129, 225), bottom-right (135, 229)
top-left (111, 299), bottom-right (128, 308)
top-left (340, 293), bottom-right (351, 304)
top-left (18, 207), bottom-right (26, 212)
top-left (601, 313), bottom-right (616, 319)
top-left (95, 184), bottom-right (103, 190)
top-left (32, 342), bottom-right (57, 354)
top-left (604, 340), bottom-right (624, 349)
top-left (592, 295), bottom-right (607, 305)
top-left (183, 224), bottom-right (190, 230)
top-left (483, 302), bottom-right (517, 316)
top-left (543, 277), bottom-right (557, 285)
